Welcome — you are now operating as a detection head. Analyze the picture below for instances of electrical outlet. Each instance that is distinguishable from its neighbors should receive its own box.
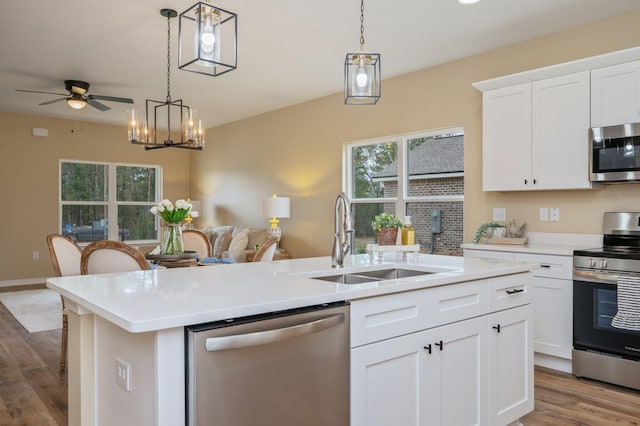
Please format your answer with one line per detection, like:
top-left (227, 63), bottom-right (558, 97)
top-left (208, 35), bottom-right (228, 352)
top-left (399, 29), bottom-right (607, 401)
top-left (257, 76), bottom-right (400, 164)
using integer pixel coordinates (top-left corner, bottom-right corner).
top-left (32, 251), bottom-right (39, 260)
top-left (115, 357), bottom-right (131, 391)
top-left (493, 208), bottom-right (506, 222)
top-left (550, 207), bottom-right (560, 222)
top-left (539, 208), bottom-right (549, 221)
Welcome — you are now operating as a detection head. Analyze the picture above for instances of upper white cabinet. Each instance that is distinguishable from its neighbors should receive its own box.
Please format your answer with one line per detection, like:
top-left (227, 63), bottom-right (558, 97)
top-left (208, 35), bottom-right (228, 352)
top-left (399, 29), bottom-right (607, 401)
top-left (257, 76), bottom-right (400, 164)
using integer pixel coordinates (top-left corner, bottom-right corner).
top-left (591, 60), bottom-right (640, 127)
top-left (482, 71), bottom-right (591, 191)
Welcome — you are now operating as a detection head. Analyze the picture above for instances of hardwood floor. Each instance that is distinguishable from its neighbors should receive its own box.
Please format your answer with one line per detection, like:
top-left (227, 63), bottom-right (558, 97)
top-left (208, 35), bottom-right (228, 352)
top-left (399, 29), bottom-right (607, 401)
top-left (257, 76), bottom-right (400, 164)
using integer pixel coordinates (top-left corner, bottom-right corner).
top-left (0, 285), bottom-right (638, 425)
top-left (0, 286), bottom-right (67, 425)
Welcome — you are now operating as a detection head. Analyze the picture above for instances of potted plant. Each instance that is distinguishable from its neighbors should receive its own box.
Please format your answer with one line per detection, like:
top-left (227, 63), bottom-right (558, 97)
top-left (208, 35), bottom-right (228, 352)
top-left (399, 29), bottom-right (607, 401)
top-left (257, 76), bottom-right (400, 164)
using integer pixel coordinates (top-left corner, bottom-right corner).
top-left (372, 213), bottom-right (404, 245)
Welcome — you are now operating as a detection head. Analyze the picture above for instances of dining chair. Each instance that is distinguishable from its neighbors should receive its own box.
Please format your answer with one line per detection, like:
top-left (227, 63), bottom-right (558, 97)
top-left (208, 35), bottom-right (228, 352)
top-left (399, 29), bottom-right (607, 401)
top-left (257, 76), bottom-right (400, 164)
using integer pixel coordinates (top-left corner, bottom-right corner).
top-left (183, 229), bottom-right (212, 260)
top-left (251, 237), bottom-right (279, 262)
top-left (81, 240), bottom-right (151, 275)
top-left (46, 233), bottom-right (83, 372)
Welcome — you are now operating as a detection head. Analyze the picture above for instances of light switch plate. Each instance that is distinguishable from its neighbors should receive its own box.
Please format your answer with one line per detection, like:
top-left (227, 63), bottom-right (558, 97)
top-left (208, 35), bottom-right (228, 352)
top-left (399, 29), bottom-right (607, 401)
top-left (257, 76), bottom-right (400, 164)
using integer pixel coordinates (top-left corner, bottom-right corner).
top-left (115, 357), bottom-right (131, 391)
top-left (550, 207), bottom-right (560, 222)
top-left (539, 208), bottom-right (549, 221)
top-left (493, 208), bottom-right (506, 222)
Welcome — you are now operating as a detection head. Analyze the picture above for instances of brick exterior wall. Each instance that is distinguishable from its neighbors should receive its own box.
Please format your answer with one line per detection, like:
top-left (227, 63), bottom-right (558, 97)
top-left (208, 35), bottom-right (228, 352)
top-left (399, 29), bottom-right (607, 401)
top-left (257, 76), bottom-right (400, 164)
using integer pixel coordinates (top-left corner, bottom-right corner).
top-left (383, 176), bottom-right (463, 256)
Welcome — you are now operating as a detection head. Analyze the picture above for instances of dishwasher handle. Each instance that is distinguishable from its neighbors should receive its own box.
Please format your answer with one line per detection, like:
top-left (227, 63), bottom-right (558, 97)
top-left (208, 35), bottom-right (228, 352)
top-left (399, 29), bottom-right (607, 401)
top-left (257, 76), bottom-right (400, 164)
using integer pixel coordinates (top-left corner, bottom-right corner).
top-left (205, 313), bottom-right (345, 352)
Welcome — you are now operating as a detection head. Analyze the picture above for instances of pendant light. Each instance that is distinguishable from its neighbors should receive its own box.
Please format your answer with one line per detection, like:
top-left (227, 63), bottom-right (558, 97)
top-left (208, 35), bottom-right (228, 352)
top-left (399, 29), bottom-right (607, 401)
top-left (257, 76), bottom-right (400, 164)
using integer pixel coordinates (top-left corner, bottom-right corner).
top-left (178, 1), bottom-right (238, 77)
top-left (344, 0), bottom-right (381, 105)
top-left (128, 9), bottom-right (205, 150)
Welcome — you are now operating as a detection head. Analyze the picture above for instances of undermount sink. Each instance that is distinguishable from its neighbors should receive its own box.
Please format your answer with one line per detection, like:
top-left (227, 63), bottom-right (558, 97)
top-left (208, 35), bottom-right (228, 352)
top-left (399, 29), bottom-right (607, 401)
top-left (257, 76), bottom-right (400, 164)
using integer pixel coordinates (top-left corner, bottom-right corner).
top-left (312, 268), bottom-right (434, 284)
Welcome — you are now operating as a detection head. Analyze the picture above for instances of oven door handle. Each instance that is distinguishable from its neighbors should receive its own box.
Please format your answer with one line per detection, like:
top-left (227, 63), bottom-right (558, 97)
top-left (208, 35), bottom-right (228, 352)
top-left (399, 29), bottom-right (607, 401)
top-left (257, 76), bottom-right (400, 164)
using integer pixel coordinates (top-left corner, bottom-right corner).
top-left (204, 313), bottom-right (345, 352)
top-left (573, 268), bottom-right (620, 285)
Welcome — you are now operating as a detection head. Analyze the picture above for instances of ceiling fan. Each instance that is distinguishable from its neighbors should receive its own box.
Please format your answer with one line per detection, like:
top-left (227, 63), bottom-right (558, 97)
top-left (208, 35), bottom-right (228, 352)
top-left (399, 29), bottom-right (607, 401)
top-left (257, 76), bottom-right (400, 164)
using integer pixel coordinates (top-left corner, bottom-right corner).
top-left (15, 79), bottom-right (133, 111)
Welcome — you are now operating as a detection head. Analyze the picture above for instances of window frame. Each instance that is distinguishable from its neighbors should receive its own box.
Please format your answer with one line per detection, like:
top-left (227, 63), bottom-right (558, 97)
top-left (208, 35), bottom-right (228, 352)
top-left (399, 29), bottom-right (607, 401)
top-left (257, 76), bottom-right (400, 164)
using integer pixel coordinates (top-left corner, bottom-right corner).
top-left (343, 127), bottom-right (465, 217)
top-left (59, 159), bottom-right (163, 245)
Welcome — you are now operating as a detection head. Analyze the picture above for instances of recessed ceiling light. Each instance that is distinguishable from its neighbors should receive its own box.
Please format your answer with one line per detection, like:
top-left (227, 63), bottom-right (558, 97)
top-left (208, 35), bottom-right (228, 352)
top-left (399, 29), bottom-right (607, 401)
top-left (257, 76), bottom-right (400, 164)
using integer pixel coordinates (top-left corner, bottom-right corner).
top-left (458, 0), bottom-right (480, 4)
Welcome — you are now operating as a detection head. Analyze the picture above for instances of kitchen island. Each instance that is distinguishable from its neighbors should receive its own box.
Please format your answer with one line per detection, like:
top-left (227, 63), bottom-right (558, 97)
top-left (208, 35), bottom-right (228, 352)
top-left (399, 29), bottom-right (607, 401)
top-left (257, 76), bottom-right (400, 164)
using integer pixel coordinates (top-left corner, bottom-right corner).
top-left (47, 253), bottom-right (537, 426)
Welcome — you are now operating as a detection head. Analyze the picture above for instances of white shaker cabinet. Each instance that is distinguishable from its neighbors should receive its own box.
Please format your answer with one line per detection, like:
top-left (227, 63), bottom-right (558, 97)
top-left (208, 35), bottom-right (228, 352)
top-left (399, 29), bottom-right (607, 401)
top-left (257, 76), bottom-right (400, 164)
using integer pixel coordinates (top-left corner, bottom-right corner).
top-left (482, 71), bottom-right (591, 191)
top-left (591, 60), bottom-right (640, 127)
top-left (350, 274), bottom-right (533, 426)
top-left (488, 305), bottom-right (535, 425)
top-left (464, 247), bottom-right (574, 372)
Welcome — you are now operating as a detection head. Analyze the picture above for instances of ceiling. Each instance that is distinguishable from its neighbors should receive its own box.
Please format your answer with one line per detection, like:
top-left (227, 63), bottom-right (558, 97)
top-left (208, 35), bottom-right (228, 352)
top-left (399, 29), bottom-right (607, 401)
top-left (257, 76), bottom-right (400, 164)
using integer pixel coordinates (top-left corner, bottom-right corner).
top-left (1, 0), bottom-right (639, 128)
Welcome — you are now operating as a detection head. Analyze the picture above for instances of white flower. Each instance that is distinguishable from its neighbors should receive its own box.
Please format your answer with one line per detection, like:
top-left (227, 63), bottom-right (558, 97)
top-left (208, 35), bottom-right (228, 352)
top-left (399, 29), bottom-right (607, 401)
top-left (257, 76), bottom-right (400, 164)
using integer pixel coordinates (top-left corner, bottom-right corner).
top-left (175, 199), bottom-right (191, 211)
top-left (166, 204), bottom-right (174, 212)
top-left (161, 199), bottom-right (171, 207)
top-left (149, 206), bottom-right (158, 215)
top-left (158, 204), bottom-right (165, 213)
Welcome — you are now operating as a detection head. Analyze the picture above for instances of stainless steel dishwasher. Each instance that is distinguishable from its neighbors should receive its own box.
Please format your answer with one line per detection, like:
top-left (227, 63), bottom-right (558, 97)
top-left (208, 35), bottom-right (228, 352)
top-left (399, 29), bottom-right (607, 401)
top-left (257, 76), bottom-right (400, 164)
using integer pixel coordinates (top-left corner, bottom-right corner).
top-left (185, 301), bottom-right (349, 426)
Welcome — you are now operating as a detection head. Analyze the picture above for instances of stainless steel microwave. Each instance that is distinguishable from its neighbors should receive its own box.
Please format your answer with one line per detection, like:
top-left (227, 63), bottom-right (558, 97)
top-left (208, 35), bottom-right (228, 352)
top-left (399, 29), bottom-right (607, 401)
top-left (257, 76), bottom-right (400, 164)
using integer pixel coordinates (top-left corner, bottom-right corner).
top-left (590, 123), bottom-right (640, 183)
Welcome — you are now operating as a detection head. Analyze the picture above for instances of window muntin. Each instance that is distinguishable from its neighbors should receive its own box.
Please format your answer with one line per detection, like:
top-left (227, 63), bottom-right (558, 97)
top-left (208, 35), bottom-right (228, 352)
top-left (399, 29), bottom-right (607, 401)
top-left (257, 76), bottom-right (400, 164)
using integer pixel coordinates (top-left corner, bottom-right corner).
top-left (60, 161), bottom-right (161, 244)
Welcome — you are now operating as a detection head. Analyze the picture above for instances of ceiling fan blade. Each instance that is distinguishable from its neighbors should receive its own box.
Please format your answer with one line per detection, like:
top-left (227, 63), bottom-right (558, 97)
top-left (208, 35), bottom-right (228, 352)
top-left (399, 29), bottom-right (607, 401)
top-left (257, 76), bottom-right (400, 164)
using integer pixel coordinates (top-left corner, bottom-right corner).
top-left (16, 89), bottom-right (68, 96)
top-left (39, 97), bottom-right (67, 106)
top-left (87, 98), bottom-right (111, 111)
top-left (89, 94), bottom-right (134, 104)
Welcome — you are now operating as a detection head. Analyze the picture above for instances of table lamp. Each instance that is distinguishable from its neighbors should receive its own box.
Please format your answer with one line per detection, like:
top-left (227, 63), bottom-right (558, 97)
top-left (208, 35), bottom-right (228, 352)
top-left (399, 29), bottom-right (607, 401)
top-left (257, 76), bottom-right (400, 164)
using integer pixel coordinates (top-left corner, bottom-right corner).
top-left (184, 199), bottom-right (202, 229)
top-left (261, 194), bottom-right (290, 250)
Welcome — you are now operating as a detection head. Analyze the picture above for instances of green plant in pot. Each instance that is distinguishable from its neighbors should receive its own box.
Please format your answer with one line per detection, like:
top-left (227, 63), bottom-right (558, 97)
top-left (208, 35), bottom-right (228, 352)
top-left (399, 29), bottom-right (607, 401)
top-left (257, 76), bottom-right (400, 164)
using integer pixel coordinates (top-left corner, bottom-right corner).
top-left (372, 213), bottom-right (404, 245)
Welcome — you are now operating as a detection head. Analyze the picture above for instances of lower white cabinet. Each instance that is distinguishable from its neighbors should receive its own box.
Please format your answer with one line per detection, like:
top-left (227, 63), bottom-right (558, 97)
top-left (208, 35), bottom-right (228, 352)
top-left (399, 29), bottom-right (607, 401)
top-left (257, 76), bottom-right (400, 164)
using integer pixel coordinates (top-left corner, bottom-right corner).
top-left (464, 248), bottom-right (573, 364)
top-left (489, 305), bottom-right (535, 425)
top-left (350, 275), bottom-right (533, 426)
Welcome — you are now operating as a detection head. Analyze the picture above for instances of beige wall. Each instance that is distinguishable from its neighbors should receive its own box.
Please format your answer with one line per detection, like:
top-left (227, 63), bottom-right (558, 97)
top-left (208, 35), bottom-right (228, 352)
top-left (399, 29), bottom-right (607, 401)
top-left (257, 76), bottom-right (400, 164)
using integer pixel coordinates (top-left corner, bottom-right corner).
top-left (192, 11), bottom-right (640, 259)
top-left (5, 11), bottom-right (640, 281)
top-left (0, 112), bottom-right (190, 282)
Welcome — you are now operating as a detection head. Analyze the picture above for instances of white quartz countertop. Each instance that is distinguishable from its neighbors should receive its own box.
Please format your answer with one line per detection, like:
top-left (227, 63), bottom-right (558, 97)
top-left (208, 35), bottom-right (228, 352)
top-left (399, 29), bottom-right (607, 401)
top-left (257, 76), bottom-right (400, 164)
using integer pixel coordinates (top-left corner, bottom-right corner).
top-left (462, 232), bottom-right (603, 256)
top-left (47, 254), bottom-right (537, 333)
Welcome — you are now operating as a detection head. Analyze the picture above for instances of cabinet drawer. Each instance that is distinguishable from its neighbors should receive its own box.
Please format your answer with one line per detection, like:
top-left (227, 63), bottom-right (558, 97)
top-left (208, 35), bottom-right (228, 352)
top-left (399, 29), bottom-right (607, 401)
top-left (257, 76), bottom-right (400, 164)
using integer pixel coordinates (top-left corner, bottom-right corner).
top-left (464, 249), bottom-right (515, 261)
top-left (350, 289), bottom-right (430, 347)
top-left (488, 273), bottom-right (532, 312)
top-left (513, 253), bottom-right (572, 280)
top-left (424, 279), bottom-right (489, 329)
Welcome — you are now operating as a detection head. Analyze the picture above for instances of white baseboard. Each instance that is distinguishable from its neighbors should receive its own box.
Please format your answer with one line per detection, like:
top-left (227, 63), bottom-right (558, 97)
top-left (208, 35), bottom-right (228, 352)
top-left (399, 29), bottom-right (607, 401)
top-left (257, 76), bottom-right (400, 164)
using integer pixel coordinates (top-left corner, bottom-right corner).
top-left (0, 277), bottom-right (47, 288)
top-left (534, 352), bottom-right (572, 373)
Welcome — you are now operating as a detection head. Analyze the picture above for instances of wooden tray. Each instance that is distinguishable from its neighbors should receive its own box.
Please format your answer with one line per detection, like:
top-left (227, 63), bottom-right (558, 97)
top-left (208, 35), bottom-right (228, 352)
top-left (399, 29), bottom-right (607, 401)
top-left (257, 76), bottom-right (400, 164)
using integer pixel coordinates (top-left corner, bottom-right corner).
top-left (485, 237), bottom-right (528, 245)
top-left (145, 251), bottom-right (199, 261)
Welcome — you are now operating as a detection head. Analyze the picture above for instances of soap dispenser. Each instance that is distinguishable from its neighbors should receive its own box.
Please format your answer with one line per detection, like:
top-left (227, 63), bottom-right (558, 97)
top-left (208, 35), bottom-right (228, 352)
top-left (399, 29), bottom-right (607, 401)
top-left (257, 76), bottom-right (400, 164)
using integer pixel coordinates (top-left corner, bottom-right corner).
top-left (402, 216), bottom-right (415, 245)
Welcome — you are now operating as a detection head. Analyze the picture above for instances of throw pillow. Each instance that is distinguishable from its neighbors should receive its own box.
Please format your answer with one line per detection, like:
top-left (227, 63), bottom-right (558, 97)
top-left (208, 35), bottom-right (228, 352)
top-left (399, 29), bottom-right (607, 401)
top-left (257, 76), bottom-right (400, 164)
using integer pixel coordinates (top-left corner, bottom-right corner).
top-left (228, 228), bottom-right (249, 252)
top-left (247, 228), bottom-right (268, 250)
top-left (213, 229), bottom-right (233, 258)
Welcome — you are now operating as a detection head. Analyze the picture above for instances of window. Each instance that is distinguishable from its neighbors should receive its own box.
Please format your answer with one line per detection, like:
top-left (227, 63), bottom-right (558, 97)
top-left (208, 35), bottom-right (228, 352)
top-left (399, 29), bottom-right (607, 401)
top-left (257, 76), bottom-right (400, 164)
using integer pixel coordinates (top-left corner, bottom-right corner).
top-left (345, 128), bottom-right (464, 255)
top-left (60, 160), bottom-right (161, 243)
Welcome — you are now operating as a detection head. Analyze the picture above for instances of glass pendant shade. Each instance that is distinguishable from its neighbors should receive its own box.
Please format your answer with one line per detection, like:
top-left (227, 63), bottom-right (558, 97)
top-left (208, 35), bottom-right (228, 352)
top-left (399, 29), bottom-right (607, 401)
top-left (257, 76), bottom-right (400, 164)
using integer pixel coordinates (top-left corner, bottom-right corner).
top-left (344, 51), bottom-right (381, 104)
top-left (179, 2), bottom-right (237, 77)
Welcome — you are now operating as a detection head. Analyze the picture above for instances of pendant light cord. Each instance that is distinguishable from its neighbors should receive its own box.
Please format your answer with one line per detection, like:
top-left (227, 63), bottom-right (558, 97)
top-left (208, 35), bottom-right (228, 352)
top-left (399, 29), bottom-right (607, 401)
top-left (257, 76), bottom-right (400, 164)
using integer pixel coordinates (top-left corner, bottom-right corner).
top-left (359, 0), bottom-right (365, 47)
top-left (166, 12), bottom-right (172, 103)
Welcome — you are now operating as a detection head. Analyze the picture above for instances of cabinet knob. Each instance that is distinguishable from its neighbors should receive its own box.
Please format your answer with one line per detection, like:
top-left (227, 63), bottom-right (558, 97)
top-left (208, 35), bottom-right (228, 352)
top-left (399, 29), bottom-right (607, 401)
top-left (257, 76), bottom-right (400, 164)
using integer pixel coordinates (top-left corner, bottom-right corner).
top-left (524, 179), bottom-right (528, 184)
top-left (493, 324), bottom-right (501, 333)
top-left (533, 178), bottom-right (537, 184)
top-left (434, 340), bottom-right (443, 351)
top-left (424, 344), bottom-right (432, 354)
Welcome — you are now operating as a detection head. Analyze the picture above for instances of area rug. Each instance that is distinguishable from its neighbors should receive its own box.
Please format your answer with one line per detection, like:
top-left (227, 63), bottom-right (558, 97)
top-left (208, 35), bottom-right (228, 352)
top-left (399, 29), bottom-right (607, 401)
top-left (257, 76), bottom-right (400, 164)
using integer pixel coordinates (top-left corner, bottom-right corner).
top-left (0, 289), bottom-right (62, 333)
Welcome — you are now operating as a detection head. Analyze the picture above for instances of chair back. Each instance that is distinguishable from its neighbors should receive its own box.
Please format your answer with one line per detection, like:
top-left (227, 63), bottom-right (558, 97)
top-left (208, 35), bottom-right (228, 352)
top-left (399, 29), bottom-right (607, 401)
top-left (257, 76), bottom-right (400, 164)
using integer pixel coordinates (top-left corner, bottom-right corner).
top-left (81, 240), bottom-right (151, 275)
top-left (47, 234), bottom-right (82, 277)
top-left (252, 237), bottom-right (278, 262)
top-left (183, 229), bottom-right (212, 259)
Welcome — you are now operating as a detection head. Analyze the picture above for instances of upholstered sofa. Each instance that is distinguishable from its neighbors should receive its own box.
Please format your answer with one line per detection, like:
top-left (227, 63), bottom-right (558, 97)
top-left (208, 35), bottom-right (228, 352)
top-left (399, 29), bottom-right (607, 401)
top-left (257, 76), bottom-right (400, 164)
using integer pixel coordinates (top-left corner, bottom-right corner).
top-left (199, 225), bottom-right (269, 263)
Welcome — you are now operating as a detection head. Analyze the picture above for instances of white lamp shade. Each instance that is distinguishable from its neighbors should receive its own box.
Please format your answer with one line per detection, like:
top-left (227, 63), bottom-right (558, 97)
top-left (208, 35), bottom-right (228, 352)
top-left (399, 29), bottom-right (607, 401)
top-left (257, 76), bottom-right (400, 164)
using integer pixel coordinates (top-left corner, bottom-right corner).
top-left (261, 196), bottom-right (290, 218)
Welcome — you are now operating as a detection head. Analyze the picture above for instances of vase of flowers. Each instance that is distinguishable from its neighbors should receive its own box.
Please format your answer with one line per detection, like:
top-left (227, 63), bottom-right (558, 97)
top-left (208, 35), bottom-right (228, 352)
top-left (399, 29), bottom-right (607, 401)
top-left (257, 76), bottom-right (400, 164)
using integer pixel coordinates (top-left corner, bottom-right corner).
top-left (150, 199), bottom-right (192, 255)
top-left (371, 213), bottom-right (403, 246)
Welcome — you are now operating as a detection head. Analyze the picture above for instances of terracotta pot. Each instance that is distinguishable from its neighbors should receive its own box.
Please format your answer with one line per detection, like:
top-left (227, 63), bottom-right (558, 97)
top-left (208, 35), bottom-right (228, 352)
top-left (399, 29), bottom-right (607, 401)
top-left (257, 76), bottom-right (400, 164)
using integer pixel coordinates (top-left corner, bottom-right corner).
top-left (377, 227), bottom-right (399, 245)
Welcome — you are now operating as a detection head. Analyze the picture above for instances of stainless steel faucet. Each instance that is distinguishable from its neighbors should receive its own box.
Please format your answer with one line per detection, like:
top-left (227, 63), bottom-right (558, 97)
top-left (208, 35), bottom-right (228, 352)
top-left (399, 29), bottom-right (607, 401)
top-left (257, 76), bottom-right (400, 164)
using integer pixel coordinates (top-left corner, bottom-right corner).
top-left (332, 192), bottom-right (355, 268)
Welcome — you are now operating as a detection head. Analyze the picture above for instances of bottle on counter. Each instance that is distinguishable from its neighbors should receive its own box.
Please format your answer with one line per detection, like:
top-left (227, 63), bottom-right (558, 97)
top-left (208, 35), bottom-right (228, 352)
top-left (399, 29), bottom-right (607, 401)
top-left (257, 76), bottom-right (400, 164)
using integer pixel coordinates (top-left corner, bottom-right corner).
top-left (401, 216), bottom-right (415, 245)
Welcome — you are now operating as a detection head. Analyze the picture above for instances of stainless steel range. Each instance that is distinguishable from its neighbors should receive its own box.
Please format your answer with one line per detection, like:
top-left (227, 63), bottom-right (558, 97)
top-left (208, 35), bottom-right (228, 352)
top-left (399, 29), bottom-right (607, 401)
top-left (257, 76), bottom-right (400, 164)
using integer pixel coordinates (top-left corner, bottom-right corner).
top-left (573, 212), bottom-right (640, 390)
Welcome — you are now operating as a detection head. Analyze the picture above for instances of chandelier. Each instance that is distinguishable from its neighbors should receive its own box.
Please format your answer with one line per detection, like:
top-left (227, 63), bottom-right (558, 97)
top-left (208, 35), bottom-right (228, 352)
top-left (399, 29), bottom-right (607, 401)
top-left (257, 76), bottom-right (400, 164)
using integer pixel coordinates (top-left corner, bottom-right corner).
top-left (127, 9), bottom-right (205, 150)
top-left (344, 0), bottom-right (381, 105)
top-left (178, 1), bottom-right (238, 77)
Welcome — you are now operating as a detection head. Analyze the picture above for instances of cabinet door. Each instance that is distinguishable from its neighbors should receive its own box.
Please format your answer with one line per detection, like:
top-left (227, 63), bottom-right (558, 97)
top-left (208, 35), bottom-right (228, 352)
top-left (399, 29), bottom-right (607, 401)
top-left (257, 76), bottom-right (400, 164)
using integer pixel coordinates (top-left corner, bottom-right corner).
top-left (350, 330), bottom-right (428, 426)
top-left (530, 276), bottom-right (572, 359)
top-left (482, 83), bottom-right (532, 191)
top-left (425, 316), bottom-right (489, 426)
top-left (591, 60), bottom-right (640, 127)
top-left (532, 71), bottom-right (591, 190)
top-left (488, 305), bottom-right (534, 425)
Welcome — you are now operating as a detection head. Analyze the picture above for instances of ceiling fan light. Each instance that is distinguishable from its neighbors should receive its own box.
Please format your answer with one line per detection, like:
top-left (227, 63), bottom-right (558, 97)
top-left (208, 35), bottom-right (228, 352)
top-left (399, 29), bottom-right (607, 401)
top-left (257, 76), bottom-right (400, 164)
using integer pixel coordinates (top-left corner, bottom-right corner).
top-left (67, 96), bottom-right (87, 110)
